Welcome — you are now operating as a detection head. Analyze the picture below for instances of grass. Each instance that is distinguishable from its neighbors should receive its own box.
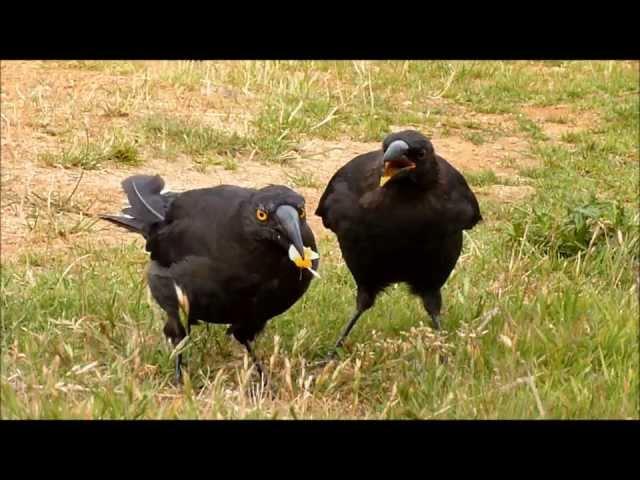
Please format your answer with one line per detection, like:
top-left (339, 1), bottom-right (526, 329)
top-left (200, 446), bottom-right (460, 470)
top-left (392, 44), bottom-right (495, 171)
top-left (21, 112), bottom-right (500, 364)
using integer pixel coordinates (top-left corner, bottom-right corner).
top-left (141, 115), bottom-right (249, 160)
top-left (287, 171), bottom-right (320, 189)
top-left (517, 116), bottom-right (549, 141)
top-left (39, 131), bottom-right (142, 170)
top-left (463, 131), bottom-right (488, 146)
top-left (464, 169), bottom-right (499, 187)
top-left (1, 60), bottom-right (638, 419)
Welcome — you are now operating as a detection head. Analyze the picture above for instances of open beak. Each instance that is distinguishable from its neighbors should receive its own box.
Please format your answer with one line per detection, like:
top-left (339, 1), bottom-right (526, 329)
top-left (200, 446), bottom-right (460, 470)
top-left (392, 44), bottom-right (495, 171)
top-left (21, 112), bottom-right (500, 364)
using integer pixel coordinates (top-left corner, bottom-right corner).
top-left (380, 139), bottom-right (415, 186)
top-left (275, 205), bottom-right (305, 259)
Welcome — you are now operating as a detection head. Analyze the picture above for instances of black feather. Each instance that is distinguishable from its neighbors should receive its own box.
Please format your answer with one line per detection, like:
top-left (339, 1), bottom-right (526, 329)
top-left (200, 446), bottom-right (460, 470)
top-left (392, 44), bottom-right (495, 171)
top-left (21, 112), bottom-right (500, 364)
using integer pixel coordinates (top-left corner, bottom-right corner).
top-left (99, 214), bottom-right (146, 233)
top-left (100, 174), bottom-right (178, 238)
top-left (121, 174), bottom-right (169, 223)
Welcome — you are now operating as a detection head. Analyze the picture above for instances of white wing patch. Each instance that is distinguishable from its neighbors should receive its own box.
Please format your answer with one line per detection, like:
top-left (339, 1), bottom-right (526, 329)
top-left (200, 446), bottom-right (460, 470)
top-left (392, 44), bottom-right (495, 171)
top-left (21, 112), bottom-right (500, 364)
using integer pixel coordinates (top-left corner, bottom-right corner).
top-left (174, 283), bottom-right (190, 316)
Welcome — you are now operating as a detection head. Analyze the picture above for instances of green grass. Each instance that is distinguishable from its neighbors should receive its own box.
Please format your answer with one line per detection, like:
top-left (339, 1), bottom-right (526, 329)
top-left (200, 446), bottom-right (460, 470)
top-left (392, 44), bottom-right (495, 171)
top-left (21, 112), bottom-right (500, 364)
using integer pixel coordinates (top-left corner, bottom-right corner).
top-left (2, 194), bottom-right (637, 418)
top-left (39, 137), bottom-right (142, 170)
top-left (517, 116), bottom-right (549, 141)
top-left (287, 170), bottom-right (320, 189)
top-left (63, 61), bottom-right (142, 75)
top-left (2, 60), bottom-right (638, 419)
top-left (141, 115), bottom-right (249, 159)
top-left (463, 131), bottom-right (488, 146)
top-left (465, 169), bottom-right (499, 187)
top-left (141, 113), bottom-right (301, 165)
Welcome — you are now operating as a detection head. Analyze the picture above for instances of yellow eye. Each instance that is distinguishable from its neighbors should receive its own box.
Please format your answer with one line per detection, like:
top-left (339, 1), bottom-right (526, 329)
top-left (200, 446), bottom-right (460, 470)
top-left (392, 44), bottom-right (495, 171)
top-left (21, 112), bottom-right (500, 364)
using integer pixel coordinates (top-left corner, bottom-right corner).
top-left (299, 208), bottom-right (306, 219)
top-left (256, 209), bottom-right (268, 221)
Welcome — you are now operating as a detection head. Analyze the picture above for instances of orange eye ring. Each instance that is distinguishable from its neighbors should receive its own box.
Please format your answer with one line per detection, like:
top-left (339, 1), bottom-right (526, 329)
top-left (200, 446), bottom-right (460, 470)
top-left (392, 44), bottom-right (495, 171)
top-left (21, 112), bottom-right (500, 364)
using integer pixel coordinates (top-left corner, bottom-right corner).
top-left (256, 209), bottom-right (268, 221)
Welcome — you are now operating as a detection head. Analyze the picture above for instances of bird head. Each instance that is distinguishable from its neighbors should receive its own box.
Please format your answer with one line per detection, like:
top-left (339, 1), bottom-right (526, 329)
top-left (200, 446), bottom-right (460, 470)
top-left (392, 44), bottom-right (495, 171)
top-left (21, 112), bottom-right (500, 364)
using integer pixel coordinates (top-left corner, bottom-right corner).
top-left (379, 130), bottom-right (436, 187)
top-left (246, 185), bottom-right (319, 275)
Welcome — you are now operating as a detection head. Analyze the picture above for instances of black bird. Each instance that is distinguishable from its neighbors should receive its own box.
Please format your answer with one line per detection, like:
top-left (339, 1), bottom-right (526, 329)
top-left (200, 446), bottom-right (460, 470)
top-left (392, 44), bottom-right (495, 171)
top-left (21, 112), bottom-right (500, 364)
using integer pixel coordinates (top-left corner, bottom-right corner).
top-left (316, 130), bottom-right (481, 352)
top-left (101, 174), bottom-right (319, 383)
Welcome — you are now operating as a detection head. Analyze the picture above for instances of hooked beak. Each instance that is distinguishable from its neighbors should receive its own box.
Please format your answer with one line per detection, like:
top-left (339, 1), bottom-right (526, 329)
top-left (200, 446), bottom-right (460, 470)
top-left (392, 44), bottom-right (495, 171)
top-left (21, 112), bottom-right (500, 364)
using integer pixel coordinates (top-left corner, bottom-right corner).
top-left (275, 205), bottom-right (305, 259)
top-left (380, 139), bottom-right (415, 186)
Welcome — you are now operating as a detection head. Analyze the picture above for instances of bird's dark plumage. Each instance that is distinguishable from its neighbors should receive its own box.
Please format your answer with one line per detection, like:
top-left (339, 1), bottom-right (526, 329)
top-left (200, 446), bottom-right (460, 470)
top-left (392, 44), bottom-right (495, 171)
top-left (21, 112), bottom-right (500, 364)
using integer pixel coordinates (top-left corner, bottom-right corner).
top-left (101, 175), bottom-right (319, 382)
top-left (316, 130), bottom-right (481, 351)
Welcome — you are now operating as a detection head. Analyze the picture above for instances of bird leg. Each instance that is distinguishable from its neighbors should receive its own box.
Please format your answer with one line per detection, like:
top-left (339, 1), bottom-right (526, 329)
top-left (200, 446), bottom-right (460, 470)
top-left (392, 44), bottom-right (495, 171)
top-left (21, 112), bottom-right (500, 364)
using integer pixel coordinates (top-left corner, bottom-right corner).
top-left (334, 310), bottom-right (365, 351)
top-left (164, 313), bottom-right (188, 385)
top-left (329, 287), bottom-right (375, 357)
top-left (174, 352), bottom-right (183, 385)
top-left (430, 314), bottom-right (442, 331)
top-left (422, 289), bottom-right (443, 331)
top-left (170, 336), bottom-right (186, 385)
top-left (422, 289), bottom-right (448, 364)
top-left (241, 340), bottom-right (267, 384)
top-left (239, 340), bottom-right (279, 399)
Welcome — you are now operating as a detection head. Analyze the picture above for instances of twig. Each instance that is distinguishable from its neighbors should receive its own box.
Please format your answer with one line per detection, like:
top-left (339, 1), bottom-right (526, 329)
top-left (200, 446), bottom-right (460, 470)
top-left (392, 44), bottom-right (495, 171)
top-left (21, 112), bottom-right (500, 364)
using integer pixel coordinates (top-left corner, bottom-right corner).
top-left (526, 373), bottom-right (546, 417)
top-left (476, 307), bottom-right (500, 332)
top-left (63, 169), bottom-right (85, 208)
top-left (287, 100), bottom-right (304, 123)
top-left (428, 65), bottom-right (459, 99)
top-left (310, 106), bottom-right (339, 131)
top-left (302, 147), bottom-right (344, 159)
top-left (499, 376), bottom-right (530, 392)
top-left (56, 254), bottom-right (92, 288)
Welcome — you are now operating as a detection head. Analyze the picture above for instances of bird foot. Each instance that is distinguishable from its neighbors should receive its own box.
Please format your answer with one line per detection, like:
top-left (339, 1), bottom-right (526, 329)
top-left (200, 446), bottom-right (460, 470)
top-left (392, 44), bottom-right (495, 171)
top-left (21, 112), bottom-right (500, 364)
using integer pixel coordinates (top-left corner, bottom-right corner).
top-left (246, 369), bottom-right (276, 400)
top-left (437, 352), bottom-right (449, 366)
top-left (308, 349), bottom-right (340, 369)
top-left (430, 314), bottom-right (442, 331)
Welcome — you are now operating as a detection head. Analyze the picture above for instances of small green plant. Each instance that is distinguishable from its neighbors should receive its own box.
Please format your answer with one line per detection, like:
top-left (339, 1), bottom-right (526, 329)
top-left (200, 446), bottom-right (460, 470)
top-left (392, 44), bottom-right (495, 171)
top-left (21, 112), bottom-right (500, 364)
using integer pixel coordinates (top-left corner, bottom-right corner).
top-left (463, 131), bottom-right (487, 145)
top-left (66, 61), bottom-right (140, 75)
top-left (142, 115), bottom-right (250, 159)
top-left (560, 131), bottom-right (583, 144)
top-left (287, 171), bottom-right (320, 189)
top-left (223, 157), bottom-right (238, 171)
top-left (39, 144), bottom-right (104, 170)
top-left (465, 169), bottom-right (499, 187)
top-left (509, 195), bottom-right (633, 258)
top-left (109, 141), bottom-right (141, 166)
top-left (517, 116), bottom-right (548, 141)
top-left (39, 138), bottom-right (142, 169)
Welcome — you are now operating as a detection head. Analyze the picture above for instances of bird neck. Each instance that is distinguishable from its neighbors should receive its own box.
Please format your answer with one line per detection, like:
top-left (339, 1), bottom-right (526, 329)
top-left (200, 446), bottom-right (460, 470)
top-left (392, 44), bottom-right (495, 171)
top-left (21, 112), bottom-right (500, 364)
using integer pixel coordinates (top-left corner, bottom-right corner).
top-left (412, 158), bottom-right (440, 188)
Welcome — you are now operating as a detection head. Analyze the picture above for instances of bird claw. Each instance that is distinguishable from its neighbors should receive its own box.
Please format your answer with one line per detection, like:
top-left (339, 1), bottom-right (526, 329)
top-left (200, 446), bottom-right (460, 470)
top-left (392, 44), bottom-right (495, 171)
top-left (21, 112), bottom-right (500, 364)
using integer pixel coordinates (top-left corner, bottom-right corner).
top-left (245, 368), bottom-right (276, 400)
top-left (438, 353), bottom-right (449, 365)
top-left (308, 349), bottom-right (340, 369)
top-left (430, 314), bottom-right (442, 331)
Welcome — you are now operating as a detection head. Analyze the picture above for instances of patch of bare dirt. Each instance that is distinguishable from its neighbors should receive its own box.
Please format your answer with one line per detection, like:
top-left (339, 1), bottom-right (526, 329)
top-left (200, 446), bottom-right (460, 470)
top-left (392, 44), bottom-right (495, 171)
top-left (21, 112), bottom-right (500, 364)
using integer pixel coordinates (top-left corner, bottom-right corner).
top-left (521, 105), bottom-right (598, 140)
top-left (475, 185), bottom-right (536, 203)
top-left (434, 135), bottom-right (537, 176)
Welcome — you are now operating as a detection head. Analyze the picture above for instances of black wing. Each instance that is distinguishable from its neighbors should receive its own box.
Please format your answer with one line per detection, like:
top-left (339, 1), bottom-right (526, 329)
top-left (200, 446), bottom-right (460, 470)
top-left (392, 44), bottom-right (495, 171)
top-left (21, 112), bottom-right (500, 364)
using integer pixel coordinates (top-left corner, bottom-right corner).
top-left (315, 150), bottom-right (382, 231)
top-left (436, 156), bottom-right (483, 231)
top-left (146, 185), bottom-right (254, 268)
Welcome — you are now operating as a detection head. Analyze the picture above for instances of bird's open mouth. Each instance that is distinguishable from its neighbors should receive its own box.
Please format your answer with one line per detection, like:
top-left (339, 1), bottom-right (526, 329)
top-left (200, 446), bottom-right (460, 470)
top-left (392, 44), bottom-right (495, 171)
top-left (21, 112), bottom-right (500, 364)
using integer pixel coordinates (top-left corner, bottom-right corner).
top-left (380, 158), bottom-right (416, 186)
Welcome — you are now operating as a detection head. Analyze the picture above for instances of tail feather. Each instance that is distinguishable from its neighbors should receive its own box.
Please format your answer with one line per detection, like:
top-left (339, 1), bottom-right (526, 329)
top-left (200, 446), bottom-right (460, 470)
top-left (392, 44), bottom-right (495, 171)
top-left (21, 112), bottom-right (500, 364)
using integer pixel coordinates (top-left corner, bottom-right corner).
top-left (99, 214), bottom-right (148, 234)
top-left (122, 175), bottom-right (168, 223)
top-left (100, 174), bottom-right (177, 236)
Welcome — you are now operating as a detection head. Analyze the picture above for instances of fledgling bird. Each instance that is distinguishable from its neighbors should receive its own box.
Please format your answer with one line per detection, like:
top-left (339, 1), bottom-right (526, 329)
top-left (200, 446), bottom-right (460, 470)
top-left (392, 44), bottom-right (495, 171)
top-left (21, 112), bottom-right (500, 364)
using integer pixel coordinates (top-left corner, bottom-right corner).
top-left (101, 175), bottom-right (319, 383)
top-left (316, 130), bottom-right (481, 353)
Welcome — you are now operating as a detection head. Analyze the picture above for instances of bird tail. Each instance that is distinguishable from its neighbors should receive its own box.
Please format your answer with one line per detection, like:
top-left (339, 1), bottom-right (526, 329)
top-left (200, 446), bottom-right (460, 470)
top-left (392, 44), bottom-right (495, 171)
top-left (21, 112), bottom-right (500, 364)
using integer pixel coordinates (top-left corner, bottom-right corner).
top-left (100, 174), bottom-right (176, 237)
